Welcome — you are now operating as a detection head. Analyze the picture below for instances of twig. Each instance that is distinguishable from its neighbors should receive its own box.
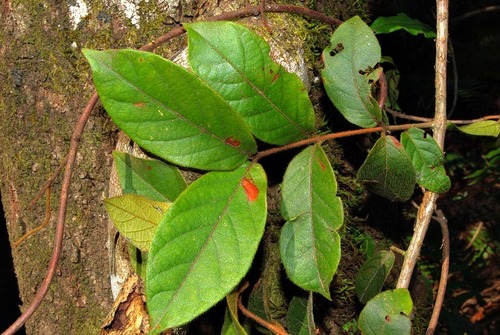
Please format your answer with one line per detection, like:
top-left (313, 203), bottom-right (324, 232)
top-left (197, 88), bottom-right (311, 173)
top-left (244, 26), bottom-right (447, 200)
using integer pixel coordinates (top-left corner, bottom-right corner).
top-left (237, 282), bottom-right (288, 335)
top-left (426, 209), bottom-right (450, 335)
top-left (254, 122), bottom-right (434, 161)
top-left (396, 0), bottom-right (450, 290)
top-left (385, 107), bottom-right (433, 123)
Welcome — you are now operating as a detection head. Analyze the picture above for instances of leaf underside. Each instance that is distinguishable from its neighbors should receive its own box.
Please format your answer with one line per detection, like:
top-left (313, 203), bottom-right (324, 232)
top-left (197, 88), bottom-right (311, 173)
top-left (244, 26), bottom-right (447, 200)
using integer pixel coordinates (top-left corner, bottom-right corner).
top-left (280, 144), bottom-right (344, 299)
top-left (321, 16), bottom-right (382, 128)
top-left (355, 250), bottom-right (395, 304)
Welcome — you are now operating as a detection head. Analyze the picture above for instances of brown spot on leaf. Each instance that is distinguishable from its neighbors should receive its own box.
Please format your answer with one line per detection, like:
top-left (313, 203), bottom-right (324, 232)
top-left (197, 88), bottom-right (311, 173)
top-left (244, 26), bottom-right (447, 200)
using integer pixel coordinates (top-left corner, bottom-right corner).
top-left (134, 102), bottom-right (146, 107)
top-left (385, 315), bottom-right (391, 322)
top-left (272, 73), bottom-right (280, 83)
top-left (225, 137), bottom-right (241, 147)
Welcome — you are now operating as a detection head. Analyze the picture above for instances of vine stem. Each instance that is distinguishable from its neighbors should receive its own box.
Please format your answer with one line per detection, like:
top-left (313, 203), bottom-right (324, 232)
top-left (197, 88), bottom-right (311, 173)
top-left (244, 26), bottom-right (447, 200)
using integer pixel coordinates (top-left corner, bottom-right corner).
top-left (253, 122), bottom-right (434, 161)
top-left (396, 0), bottom-right (449, 295)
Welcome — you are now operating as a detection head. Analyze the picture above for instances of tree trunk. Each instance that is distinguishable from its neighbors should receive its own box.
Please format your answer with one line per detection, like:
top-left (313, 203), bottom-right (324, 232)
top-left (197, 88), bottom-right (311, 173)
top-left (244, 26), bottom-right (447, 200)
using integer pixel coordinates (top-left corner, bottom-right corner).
top-left (0, 1), bottom-right (370, 333)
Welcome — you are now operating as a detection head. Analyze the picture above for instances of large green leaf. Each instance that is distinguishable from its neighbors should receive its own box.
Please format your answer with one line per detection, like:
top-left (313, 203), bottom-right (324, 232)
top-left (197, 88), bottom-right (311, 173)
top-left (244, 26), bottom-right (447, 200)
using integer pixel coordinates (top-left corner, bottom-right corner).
top-left (113, 151), bottom-right (186, 202)
top-left (146, 163), bottom-right (267, 332)
top-left (357, 136), bottom-right (416, 201)
top-left (280, 144), bottom-right (344, 299)
top-left (185, 21), bottom-right (315, 145)
top-left (400, 128), bottom-right (451, 193)
top-left (104, 194), bottom-right (170, 252)
top-left (83, 49), bottom-right (257, 170)
top-left (355, 250), bottom-right (395, 304)
top-left (358, 289), bottom-right (413, 335)
top-left (321, 16), bottom-right (382, 128)
top-left (370, 13), bottom-right (436, 38)
top-left (457, 120), bottom-right (500, 137)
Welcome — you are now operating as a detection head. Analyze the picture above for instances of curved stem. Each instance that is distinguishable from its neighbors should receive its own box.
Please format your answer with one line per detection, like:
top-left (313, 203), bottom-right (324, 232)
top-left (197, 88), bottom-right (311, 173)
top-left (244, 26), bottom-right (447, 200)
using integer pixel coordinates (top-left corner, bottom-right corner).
top-left (426, 209), bottom-right (450, 335)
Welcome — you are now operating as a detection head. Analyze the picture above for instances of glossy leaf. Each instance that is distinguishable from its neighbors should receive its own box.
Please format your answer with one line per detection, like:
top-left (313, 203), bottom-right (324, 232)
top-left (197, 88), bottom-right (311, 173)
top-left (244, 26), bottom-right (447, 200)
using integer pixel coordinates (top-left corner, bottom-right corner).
top-left (287, 294), bottom-right (316, 335)
top-left (355, 250), bottom-right (395, 304)
top-left (458, 121), bottom-right (500, 137)
top-left (322, 16), bottom-right (382, 128)
top-left (357, 136), bottom-right (416, 201)
top-left (104, 194), bottom-right (170, 252)
top-left (146, 163), bottom-right (267, 332)
top-left (113, 151), bottom-right (186, 202)
top-left (280, 144), bottom-right (344, 299)
top-left (400, 128), bottom-right (451, 193)
top-left (371, 13), bottom-right (436, 38)
top-left (358, 289), bottom-right (413, 335)
top-left (83, 48), bottom-right (257, 170)
top-left (185, 21), bottom-right (315, 145)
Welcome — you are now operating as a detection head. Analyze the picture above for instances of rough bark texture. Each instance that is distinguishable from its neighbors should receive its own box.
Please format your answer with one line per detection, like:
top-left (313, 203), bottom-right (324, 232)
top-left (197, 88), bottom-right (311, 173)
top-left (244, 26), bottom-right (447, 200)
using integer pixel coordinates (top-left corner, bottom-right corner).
top-left (0, 0), bottom-right (371, 334)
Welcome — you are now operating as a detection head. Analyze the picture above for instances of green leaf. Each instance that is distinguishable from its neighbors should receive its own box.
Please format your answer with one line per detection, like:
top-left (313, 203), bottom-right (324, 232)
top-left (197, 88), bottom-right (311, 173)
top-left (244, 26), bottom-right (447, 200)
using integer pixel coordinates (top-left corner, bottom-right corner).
top-left (185, 21), bottom-right (315, 145)
top-left (370, 13), bottom-right (437, 38)
top-left (104, 194), bottom-right (170, 252)
top-left (113, 151), bottom-right (186, 202)
top-left (221, 292), bottom-right (248, 335)
top-left (400, 128), bottom-right (451, 193)
top-left (280, 144), bottom-right (344, 299)
top-left (321, 16), bottom-right (382, 128)
top-left (357, 136), bottom-right (416, 201)
top-left (146, 163), bottom-right (267, 332)
top-left (457, 121), bottom-right (500, 137)
top-left (83, 48), bottom-right (257, 170)
top-left (355, 250), bottom-right (395, 304)
top-left (287, 294), bottom-right (316, 335)
top-left (358, 289), bottom-right (413, 335)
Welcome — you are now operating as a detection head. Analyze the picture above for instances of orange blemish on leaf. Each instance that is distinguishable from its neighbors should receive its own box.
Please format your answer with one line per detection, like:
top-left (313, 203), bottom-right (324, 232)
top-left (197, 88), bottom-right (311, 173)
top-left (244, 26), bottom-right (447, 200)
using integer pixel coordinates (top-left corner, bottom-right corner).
top-left (242, 178), bottom-right (259, 202)
top-left (134, 102), bottom-right (146, 107)
top-left (225, 137), bottom-right (241, 147)
top-left (272, 73), bottom-right (280, 82)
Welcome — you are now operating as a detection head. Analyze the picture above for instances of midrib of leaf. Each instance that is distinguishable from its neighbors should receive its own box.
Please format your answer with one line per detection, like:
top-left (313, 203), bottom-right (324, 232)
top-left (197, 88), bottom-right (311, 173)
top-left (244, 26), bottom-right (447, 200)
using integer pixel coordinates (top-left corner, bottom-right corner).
top-left (152, 178), bottom-right (242, 329)
top-left (195, 33), bottom-right (310, 137)
top-left (100, 59), bottom-right (253, 156)
top-left (109, 202), bottom-right (158, 231)
top-left (307, 148), bottom-right (328, 294)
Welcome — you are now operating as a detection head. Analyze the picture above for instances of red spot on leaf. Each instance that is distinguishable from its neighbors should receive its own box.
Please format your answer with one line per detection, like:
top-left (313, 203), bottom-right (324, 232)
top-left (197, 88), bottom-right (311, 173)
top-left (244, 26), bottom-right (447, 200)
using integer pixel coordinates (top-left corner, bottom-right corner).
top-left (147, 165), bottom-right (152, 171)
top-left (242, 178), bottom-right (259, 202)
top-left (389, 135), bottom-right (402, 147)
top-left (134, 102), bottom-right (146, 107)
top-left (225, 137), bottom-right (241, 147)
top-left (272, 73), bottom-right (280, 82)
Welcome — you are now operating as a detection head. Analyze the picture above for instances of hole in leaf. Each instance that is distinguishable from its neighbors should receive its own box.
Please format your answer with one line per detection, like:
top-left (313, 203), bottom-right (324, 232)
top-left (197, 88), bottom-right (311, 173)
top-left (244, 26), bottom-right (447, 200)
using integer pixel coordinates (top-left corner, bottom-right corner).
top-left (329, 43), bottom-right (344, 56)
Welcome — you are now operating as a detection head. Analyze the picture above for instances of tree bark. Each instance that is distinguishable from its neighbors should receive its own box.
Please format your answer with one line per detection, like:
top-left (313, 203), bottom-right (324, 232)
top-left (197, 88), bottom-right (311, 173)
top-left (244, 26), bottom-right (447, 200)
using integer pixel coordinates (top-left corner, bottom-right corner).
top-left (0, 1), bottom-right (370, 333)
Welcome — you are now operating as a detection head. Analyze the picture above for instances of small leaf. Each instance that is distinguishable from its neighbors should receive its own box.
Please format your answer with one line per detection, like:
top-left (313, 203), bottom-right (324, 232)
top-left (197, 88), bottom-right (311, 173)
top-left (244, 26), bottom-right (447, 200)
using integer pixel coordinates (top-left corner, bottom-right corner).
top-left (221, 291), bottom-right (248, 335)
top-left (321, 16), bottom-right (382, 128)
top-left (457, 121), bottom-right (500, 137)
top-left (355, 250), bottom-right (395, 304)
top-left (83, 48), bottom-right (257, 170)
top-left (104, 194), bottom-right (170, 252)
top-left (358, 289), bottom-right (413, 335)
top-left (146, 163), bottom-right (267, 332)
top-left (287, 294), bottom-right (317, 335)
top-left (371, 13), bottom-right (437, 38)
top-left (280, 144), bottom-right (344, 299)
top-left (400, 128), bottom-right (451, 193)
top-left (113, 151), bottom-right (186, 202)
top-left (357, 136), bottom-right (416, 201)
top-left (185, 21), bottom-right (315, 145)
